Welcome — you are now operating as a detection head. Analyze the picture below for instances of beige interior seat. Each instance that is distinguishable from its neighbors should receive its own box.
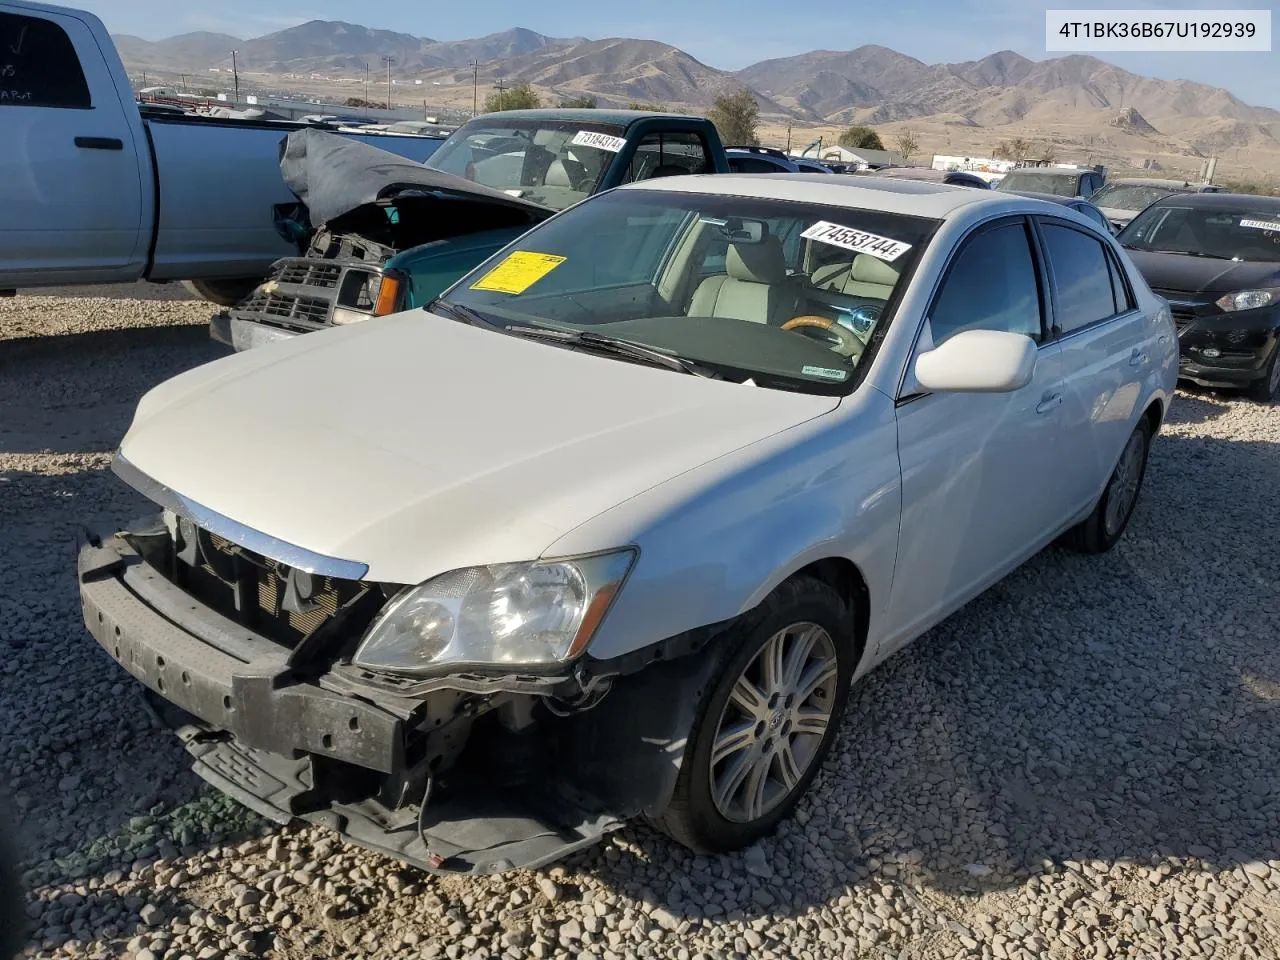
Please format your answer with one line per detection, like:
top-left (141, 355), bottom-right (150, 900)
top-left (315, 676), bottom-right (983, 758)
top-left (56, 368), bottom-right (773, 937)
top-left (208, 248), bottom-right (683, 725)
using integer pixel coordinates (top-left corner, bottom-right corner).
top-left (811, 253), bottom-right (900, 298)
top-left (688, 237), bottom-right (798, 325)
top-left (544, 160), bottom-right (573, 187)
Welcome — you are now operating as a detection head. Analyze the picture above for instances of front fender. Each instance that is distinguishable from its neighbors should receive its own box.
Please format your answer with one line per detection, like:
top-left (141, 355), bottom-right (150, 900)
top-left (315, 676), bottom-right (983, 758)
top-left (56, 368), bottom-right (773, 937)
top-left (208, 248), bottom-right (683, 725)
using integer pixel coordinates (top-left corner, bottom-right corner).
top-left (550, 389), bottom-right (902, 664)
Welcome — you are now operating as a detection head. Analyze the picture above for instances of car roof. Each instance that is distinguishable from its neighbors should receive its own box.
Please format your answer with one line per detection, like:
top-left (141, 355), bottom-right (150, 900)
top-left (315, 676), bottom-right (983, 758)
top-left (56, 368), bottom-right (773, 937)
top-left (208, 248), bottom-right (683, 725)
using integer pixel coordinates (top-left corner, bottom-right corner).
top-left (473, 108), bottom-right (694, 127)
top-left (621, 172), bottom-right (1059, 219)
top-left (1145, 191), bottom-right (1280, 211)
top-left (1107, 177), bottom-right (1196, 189)
top-left (1008, 190), bottom-right (1079, 206)
top-left (1003, 168), bottom-right (1082, 177)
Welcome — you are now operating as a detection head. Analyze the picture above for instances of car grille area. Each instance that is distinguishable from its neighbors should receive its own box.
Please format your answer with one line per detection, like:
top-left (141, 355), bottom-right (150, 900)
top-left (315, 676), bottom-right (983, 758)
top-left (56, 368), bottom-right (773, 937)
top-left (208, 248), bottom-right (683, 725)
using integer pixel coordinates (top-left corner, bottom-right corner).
top-left (154, 524), bottom-right (367, 648)
top-left (225, 254), bottom-right (385, 334)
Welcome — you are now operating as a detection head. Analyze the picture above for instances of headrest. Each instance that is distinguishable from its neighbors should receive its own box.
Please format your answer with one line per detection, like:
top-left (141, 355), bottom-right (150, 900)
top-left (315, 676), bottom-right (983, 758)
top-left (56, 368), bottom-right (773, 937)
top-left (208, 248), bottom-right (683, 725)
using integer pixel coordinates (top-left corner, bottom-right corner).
top-left (850, 253), bottom-right (900, 287)
top-left (650, 165), bottom-right (689, 178)
top-left (726, 236), bottom-right (787, 284)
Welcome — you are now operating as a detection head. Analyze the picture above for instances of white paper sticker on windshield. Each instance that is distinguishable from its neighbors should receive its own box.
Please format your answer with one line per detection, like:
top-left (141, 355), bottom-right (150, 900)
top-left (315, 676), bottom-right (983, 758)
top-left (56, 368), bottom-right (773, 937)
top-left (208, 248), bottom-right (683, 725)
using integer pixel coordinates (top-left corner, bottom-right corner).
top-left (801, 365), bottom-right (849, 381)
top-left (1239, 218), bottom-right (1280, 232)
top-left (571, 130), bottom-right (627, 153)
top-left (801, 221), bottom-right (912, 262)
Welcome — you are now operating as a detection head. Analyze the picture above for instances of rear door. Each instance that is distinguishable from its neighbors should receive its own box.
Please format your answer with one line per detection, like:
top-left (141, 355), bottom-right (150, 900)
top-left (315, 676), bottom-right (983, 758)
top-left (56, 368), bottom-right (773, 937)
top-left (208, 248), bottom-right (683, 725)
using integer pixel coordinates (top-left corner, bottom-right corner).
top-left (0, 6), bottom-right (148, 286)
top-left (1034, 216), bottom-right (1150, 517)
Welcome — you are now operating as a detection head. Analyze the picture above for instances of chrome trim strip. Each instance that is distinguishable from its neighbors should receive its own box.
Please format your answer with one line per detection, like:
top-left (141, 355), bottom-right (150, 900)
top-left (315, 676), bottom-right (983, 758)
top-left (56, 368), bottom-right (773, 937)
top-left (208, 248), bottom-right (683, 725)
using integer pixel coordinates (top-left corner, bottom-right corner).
top-left (111, 453), bottom-right (370, 581)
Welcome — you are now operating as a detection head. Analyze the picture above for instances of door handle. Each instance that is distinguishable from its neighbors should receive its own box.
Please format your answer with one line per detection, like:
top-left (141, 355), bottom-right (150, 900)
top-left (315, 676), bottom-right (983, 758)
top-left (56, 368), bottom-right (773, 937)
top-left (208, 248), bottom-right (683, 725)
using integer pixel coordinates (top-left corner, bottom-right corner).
top-left (1129, 348), bottom-right (1147, 367)
top-left (74, 136), bottom-right (123, 151)
top-left (1036, 392), bottom-right (1063, 415)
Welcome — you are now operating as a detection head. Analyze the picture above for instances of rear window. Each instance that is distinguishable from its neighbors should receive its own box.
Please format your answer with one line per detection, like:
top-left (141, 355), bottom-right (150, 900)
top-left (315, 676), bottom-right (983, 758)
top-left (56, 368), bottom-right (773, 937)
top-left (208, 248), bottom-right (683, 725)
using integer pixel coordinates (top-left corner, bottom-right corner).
top-left (0, 12), bottom-right (91, 109)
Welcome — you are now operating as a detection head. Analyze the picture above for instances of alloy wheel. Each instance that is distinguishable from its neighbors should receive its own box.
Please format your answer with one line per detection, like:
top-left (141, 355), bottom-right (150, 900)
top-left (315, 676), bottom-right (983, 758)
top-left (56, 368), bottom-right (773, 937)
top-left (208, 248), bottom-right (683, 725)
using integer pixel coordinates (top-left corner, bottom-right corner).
top-left (709, 622), bottom-right (839, 823)
top-left (1104, 429), bottom-right (1147, 537)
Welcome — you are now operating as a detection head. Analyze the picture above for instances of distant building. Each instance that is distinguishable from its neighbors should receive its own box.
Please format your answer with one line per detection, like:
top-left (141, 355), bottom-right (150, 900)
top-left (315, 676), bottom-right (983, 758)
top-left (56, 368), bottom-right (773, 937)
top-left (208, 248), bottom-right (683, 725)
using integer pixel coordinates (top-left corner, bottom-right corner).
top-left (932, 155), bottom-right (1016, 175)
top-left (814, 145), bottom-right (907, 169)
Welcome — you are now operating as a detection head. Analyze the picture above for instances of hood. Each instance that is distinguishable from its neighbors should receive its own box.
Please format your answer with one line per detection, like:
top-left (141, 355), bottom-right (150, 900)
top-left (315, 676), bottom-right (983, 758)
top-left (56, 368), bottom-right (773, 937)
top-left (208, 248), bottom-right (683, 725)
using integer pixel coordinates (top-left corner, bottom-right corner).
top-left (1097, 206), bottom-right (1135, 224)
top-left (119, 314), bottom-right (838, 585)
top-left (1123, 249), bottom-right (1280, 296)
top-left (280, 128), bottom-right (551, 228)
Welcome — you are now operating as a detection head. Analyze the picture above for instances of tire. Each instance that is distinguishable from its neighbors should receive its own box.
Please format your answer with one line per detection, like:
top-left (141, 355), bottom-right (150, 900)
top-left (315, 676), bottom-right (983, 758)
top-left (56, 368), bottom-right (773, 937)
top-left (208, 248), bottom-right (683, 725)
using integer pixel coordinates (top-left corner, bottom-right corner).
top-left (1061, 417), bottom-right (1151, 555)
top-left (652, 575), bottom-right (856, 853)
top-left (181, 277), bottom-right (261, 308)
top-left (1246, 344), bottom-right (1280, 403)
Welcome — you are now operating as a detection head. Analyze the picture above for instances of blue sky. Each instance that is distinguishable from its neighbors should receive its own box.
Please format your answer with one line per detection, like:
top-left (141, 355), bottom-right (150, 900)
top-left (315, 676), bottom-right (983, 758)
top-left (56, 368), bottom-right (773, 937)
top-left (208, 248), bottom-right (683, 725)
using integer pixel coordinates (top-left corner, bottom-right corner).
top-left (85, 0), bottom-right (1279, 109)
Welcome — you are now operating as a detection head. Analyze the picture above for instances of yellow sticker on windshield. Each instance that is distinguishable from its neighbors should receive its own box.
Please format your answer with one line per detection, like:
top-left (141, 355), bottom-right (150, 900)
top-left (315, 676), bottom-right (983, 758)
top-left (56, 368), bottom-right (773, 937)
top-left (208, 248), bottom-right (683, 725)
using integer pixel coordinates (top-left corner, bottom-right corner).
top-left (470, 251), bottom-right (566, 295)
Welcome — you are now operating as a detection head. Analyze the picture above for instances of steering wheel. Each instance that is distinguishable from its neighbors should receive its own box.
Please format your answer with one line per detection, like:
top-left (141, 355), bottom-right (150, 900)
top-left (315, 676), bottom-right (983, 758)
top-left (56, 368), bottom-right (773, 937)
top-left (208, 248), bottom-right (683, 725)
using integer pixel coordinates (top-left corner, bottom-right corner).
top-left (781, 315), bottom-right (862, 358)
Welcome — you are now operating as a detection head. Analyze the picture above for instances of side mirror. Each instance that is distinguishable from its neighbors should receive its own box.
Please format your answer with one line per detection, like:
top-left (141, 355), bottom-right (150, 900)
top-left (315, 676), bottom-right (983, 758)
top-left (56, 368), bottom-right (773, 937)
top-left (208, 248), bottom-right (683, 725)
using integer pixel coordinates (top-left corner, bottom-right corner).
top-left (914, 328), bottom-right (1038, 393)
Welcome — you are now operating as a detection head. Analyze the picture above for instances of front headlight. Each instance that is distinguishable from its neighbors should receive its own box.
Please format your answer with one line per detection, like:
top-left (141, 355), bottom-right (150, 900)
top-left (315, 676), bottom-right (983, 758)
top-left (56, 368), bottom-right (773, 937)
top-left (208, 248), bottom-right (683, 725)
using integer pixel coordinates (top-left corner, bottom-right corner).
top-left (1215, 289), bottom-right (1277, 312)
top-left (352, 550), bottom-right (636, 676)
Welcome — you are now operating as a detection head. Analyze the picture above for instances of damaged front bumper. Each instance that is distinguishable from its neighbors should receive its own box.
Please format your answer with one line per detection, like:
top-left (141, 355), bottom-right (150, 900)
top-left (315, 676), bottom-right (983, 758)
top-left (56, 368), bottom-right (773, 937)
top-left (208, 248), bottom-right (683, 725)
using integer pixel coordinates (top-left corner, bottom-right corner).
top-left (77, 525), bottom-right (720, 875)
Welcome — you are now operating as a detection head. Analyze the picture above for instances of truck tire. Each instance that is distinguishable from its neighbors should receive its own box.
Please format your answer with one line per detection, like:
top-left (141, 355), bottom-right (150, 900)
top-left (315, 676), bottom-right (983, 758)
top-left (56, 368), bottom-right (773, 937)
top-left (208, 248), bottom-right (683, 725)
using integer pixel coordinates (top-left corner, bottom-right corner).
top-left (652, 575), bottom-right (855, 853)
top-left (182, 278), bottom-right (261, 307)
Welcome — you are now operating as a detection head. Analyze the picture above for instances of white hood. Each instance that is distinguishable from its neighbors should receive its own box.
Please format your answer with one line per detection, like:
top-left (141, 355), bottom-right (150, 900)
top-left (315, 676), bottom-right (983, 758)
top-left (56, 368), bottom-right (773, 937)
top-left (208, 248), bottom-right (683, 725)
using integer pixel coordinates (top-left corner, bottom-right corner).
top-left (120, 313), bottom-right (839, 584)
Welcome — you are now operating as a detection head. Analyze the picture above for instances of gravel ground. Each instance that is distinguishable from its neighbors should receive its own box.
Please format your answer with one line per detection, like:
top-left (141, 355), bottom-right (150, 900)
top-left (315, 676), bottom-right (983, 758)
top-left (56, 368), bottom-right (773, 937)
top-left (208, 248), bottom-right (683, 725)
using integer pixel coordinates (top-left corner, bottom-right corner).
top-left (2, 289), bottom-right (1279, 960)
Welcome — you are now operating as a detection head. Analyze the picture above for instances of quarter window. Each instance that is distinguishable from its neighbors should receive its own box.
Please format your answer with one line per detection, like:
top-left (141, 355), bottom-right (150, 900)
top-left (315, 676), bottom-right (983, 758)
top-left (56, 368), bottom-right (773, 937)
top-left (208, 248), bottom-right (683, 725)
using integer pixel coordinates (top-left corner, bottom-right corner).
top-left (929, 221), bottom-right (1044, 344)
top-left (0, 13), bottom-right (91, 109)
top-left (1041, 223), bottom-right (1122, 334)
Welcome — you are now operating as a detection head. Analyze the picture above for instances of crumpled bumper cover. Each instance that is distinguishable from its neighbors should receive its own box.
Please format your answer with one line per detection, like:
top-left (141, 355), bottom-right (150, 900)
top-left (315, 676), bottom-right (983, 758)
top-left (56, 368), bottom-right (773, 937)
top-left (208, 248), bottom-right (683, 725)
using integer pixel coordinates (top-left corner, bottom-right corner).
top-left (76, 531), bottom-right (632, 875)
top-left (78, 533), bottom-right (404, 773)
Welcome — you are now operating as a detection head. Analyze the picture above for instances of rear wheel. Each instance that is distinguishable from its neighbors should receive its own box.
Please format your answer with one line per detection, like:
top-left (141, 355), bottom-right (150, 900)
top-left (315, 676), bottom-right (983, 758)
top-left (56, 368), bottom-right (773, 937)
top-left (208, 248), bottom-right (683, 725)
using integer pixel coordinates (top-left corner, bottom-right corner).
top-left (182, 277), bottom-right (261, 307)
top-left (653, 576), bottom-right (855, 852)
top-left (1246, 344), bottom-right (1280, 403)
top-left (1062, 417), bottom-right (1151, 554)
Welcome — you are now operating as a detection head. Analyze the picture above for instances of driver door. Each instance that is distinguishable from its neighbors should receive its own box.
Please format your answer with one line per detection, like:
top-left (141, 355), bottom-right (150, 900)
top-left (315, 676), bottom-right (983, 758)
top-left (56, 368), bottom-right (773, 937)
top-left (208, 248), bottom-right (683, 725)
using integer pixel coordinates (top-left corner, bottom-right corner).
top-left (882, 217), bottom-right (1072, 656)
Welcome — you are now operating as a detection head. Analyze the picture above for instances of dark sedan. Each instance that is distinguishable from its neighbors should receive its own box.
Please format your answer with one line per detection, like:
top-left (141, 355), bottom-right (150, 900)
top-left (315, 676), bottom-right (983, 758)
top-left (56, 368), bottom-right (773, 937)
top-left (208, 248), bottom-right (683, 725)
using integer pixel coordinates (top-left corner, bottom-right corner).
top-left (1008, 190), bottom-right (1116, 234)
top-left (1118, 192), bottom-right (1280, 402)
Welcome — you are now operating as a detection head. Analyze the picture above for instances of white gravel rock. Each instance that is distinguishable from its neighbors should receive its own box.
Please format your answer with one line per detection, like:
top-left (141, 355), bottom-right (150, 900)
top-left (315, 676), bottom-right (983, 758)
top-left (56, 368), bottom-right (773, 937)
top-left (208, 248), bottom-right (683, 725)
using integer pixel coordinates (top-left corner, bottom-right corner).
top-left (3, 293), bottom-right (1279, 960)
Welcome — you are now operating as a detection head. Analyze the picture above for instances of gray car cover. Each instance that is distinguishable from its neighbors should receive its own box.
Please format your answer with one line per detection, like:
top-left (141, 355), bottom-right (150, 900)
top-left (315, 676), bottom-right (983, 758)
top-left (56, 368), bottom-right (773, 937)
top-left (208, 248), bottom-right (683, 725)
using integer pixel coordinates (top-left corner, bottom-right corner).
top-left (279, 128), bottom-right (551, 228)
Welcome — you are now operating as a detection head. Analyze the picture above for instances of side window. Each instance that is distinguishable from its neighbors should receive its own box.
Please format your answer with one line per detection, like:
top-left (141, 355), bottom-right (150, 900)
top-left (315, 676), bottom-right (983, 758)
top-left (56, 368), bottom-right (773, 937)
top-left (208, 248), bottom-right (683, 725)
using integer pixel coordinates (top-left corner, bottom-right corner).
top-left (929, 220), bottom-right (1044, 344)
top-left (1105, 249), bottom-right (1134, 314)
top-left (1041, 222), bottom-right (1125, 333)
top-left (0, 13), bottom-right (91, 109)
top-left (625, 131), bottom-right (710, 183)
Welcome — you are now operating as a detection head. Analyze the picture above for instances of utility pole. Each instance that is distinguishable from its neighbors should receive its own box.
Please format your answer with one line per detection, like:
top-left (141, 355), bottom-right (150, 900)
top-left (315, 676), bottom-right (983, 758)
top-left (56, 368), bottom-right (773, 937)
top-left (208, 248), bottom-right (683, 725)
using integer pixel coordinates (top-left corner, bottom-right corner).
top-left (469, 60), bottom-right (480, 116)
top-left (364, 62), bottom-right (369, 107)
top-left (230, 50), bottom-right (239, 105)
top-left (179, 74), bottom-right (188, 92)
top-left (382, 55), bottom-right (394, 110)
top-left (785, 123), bottom-right (792, 152)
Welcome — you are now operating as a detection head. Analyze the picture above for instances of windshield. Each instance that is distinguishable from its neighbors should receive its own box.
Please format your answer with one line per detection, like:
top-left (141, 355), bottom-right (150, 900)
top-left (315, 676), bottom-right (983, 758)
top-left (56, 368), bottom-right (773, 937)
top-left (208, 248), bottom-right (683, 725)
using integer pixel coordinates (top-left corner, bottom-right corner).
top-left (425, 119), bottom-right (627, 210)
top-left (1119, 203), bottom-right (1280, 263)
top-left (436, 189), bottom-right (938, 395)
top-left (996, 171), bottom-right (1080, 197)
top-left (1091, 182), bottom-right (1187, 212)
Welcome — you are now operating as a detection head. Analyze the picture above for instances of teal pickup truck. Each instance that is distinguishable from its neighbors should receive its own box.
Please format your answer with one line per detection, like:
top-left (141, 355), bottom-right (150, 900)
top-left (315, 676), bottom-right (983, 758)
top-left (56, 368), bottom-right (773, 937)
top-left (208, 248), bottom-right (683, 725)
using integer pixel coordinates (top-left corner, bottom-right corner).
top-left (213, 109), bottom-right (730, 351)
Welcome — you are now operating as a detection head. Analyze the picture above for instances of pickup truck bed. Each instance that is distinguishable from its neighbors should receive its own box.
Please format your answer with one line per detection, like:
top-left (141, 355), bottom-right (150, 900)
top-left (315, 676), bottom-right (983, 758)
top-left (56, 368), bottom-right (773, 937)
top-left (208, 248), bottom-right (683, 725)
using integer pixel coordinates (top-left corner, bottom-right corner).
top-left (0, 1), bottom-right (445, 302)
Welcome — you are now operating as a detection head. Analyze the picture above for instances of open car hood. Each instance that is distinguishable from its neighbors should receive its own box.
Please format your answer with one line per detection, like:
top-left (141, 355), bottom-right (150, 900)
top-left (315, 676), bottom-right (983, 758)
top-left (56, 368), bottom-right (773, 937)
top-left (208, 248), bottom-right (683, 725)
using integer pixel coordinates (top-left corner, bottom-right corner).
top-left (280, 128), bottom-right (553, 228)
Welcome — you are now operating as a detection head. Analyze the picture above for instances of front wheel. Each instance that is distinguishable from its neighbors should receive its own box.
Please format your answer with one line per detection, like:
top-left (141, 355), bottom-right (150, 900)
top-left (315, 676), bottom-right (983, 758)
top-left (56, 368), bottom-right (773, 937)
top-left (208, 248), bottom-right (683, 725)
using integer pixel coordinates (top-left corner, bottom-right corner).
top-left (1062, 417), bottom-right (1151, 554)
top-left (653, 576), bottom-right (855, 852)
top-left (181, 277), bottom-right (261, 307)
top-left (1246, 344), bottom-right (1280, 403)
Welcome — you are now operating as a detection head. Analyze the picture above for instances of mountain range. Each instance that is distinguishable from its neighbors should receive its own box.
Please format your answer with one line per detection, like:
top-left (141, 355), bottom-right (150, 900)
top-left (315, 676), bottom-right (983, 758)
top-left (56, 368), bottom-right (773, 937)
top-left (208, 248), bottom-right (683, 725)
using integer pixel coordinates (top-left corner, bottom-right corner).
top-left (116, 20), bottom-right (1280, 157)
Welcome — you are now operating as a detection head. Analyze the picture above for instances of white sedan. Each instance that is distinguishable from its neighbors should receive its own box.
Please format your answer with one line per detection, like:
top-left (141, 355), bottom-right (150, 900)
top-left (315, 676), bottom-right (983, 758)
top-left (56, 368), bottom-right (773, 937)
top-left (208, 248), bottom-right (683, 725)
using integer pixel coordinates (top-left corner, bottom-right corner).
top-left (78, 173), bottom-right (1177, 874)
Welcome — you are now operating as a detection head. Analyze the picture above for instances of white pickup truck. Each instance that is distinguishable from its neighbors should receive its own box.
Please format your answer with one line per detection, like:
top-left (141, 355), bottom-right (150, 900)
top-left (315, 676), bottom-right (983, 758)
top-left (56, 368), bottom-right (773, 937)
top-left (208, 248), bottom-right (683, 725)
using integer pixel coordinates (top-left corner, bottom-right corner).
top-left (0, 1), bottom-right (446, 305)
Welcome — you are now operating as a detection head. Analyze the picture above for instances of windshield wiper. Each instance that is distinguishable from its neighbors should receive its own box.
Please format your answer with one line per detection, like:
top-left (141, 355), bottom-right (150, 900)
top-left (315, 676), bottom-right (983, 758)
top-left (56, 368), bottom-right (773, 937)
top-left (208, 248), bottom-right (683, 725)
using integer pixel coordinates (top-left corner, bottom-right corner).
top-left (429, 298), bottom-right (502, 329)
top-left (1157, 249), bottom-right (1235, 260)
top-left (503, 324), bottom-right (721, 379)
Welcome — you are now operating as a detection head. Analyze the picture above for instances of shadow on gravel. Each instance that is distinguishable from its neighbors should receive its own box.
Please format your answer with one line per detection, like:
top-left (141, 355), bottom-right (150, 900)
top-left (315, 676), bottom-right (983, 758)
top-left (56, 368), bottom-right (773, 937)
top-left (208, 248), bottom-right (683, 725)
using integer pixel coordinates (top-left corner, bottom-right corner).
top-left (552, 428), bottom-right (1280, 920)
top-left (1165, 390), bottom-right (1235, 426)
top-left (0, 323), bottom-right (226, 456)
